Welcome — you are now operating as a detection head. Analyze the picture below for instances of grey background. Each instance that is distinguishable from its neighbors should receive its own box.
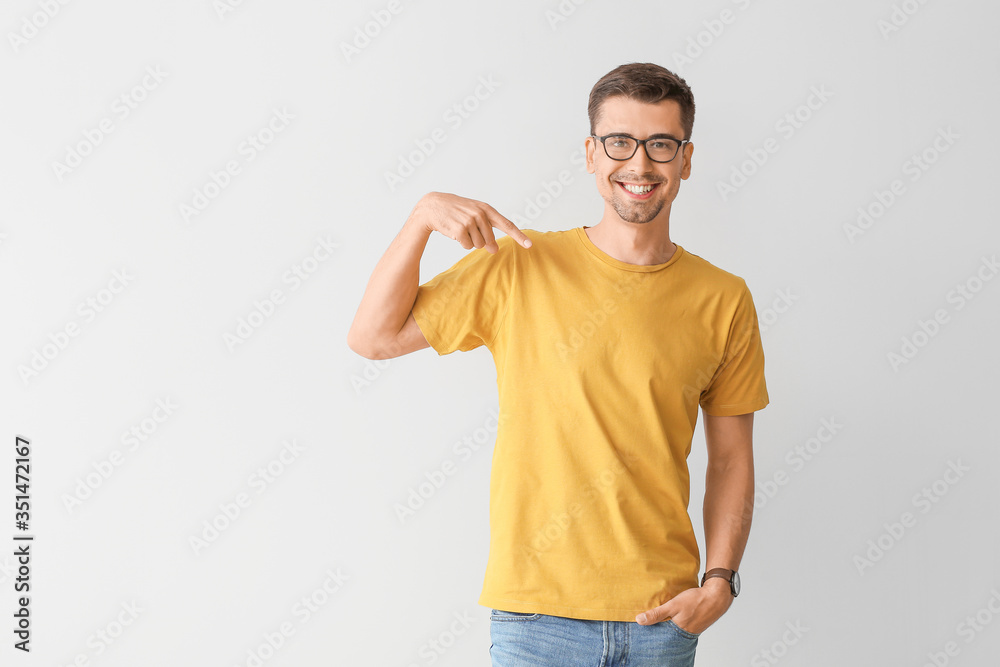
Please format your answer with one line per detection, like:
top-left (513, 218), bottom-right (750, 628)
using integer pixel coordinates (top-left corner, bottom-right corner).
top-left (2, 0), bottom-right (998, 665)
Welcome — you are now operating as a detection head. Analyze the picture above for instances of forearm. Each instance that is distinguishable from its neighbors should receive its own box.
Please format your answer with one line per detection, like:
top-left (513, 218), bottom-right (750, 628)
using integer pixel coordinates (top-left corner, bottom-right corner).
top-left (348, 215), bottom-right (431, 356)
top-left (702, 451), bottom-right (754, 572)
top-left (637, 443), bottom-right (753, 628)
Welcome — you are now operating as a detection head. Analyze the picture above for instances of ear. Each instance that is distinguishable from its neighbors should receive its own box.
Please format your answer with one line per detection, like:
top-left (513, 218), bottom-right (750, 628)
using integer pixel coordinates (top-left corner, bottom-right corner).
top-left (585, 136), bottom-right (597, 174)
top-left (680, 141), bottom-right (694, 180)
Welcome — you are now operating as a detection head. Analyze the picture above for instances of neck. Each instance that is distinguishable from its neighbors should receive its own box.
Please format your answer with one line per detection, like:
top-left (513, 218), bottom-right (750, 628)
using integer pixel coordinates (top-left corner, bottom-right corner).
top-left (585, 213), bottom-right (676, 266)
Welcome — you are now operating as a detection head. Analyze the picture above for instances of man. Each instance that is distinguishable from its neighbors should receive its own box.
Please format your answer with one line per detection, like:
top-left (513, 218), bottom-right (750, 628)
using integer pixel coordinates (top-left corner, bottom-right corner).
top-left (348, 62), bottom-right (769, 666)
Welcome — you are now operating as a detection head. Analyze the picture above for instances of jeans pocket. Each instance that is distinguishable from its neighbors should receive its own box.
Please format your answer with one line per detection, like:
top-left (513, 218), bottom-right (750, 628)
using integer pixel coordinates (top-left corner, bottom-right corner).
top-left (490, 608), bottom-right (542, 621)
top-left (666, 618), bottom-right (701, 639)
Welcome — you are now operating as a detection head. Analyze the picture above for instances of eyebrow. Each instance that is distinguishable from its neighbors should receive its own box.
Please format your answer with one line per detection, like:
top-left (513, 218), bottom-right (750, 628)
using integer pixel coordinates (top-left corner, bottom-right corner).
top-left (608, 132), bottom-right (682, 141)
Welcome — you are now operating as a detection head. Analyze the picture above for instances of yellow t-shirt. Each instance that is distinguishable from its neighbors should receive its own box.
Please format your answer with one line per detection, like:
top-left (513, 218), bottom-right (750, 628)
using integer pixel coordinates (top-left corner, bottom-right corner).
top-left (411, 225), bottom-right (769, 622)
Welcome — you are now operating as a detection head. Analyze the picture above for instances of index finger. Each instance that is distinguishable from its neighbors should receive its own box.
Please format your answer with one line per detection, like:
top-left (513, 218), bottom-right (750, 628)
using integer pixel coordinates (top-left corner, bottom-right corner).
top-left (487, 208), bottom-right (532, 248)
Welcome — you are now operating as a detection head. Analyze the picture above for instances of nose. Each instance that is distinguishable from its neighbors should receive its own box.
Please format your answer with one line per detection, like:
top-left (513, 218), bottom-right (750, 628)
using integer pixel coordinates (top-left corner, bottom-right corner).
top-left (625, 141), bottom-right (655, 174)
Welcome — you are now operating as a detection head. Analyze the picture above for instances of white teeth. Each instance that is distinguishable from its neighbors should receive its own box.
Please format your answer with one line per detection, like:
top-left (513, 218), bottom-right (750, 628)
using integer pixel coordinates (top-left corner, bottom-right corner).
top-left (622, 183), bottom-right (654, 194)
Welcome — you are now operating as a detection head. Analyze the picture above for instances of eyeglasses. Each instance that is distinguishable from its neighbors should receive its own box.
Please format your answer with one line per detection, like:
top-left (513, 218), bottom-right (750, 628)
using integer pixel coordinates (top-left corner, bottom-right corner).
top-left (591, 134), bottom-right (689, 163)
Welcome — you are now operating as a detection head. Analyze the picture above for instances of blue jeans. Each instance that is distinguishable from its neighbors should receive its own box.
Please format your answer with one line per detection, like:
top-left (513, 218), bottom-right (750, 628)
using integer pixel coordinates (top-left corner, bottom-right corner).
top-left (489, 609), bottom-right (699, 666)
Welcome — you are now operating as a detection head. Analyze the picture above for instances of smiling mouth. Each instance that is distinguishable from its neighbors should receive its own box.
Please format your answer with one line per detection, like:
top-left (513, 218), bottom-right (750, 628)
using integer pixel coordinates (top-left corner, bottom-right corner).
top-left (616, 181), bottom-right (660, 198)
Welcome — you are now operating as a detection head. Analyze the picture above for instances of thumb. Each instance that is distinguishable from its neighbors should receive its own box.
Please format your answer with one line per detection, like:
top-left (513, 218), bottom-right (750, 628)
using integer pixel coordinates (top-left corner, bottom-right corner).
top-left (636, 604), bottom-right (672, 625)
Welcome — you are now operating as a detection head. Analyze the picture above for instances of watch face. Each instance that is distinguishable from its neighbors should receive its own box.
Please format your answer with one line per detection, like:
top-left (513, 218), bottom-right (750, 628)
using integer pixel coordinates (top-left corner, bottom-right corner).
top-left (732, 571), bottom-right (741, 596)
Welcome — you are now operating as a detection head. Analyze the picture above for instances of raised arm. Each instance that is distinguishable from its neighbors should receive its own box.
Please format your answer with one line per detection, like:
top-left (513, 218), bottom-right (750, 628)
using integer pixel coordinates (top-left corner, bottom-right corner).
top-left (347, 192), bottom-right (531, 360)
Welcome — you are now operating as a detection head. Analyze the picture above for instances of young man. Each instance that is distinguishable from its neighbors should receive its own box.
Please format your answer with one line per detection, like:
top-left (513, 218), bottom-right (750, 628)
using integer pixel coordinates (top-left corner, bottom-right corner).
top-left (348, 62), bottom-right (769, 667)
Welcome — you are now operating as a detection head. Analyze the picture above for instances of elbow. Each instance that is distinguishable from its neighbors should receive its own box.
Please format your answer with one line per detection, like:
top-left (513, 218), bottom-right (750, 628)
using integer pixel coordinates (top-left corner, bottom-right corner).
top-left (346, 328), bottom-right (373, 359)
top-left (347, 329), bottom-right (391, 360)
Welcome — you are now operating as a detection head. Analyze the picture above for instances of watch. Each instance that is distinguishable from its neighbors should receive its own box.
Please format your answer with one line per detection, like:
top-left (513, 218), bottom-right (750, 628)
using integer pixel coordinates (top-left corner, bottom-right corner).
top-left (701, 568), bottom-right (740, 597)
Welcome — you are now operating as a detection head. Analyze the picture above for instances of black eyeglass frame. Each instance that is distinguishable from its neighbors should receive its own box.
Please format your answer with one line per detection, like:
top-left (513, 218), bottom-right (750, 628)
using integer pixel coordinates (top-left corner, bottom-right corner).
top-left (591, 134), bottom-right (690, 163)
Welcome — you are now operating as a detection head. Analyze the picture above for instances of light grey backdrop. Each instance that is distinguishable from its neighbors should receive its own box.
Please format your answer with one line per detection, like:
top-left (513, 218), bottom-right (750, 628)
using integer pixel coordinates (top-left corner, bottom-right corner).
top-left (2, 0), bottom-right (998, 665)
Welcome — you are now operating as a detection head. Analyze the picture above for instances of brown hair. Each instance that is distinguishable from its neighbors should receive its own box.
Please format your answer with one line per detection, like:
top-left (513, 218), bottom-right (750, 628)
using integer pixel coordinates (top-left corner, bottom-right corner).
top-left (588, 63), bottom-right (696, 140)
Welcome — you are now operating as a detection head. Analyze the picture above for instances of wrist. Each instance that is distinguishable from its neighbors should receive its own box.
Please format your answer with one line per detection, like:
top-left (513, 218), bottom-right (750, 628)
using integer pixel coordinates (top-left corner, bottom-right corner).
top-left (403, 214), bottom-right (433, 239)
top-left (701, 577), bottom-right (732, 598)
top-left (701, 566), bottom-right (740, 597)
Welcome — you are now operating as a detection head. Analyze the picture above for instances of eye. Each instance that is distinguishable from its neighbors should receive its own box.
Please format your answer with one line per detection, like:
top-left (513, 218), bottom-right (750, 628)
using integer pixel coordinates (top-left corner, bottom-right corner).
top-left (650, 140), bottom-right (674, 150)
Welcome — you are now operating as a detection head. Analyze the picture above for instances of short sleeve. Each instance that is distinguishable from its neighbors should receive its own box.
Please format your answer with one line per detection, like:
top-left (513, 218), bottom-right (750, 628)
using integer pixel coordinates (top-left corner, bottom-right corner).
top-left (411, 235), bottom-right (516, 355)
top-left (699, 282), bottom-right (770, 416)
